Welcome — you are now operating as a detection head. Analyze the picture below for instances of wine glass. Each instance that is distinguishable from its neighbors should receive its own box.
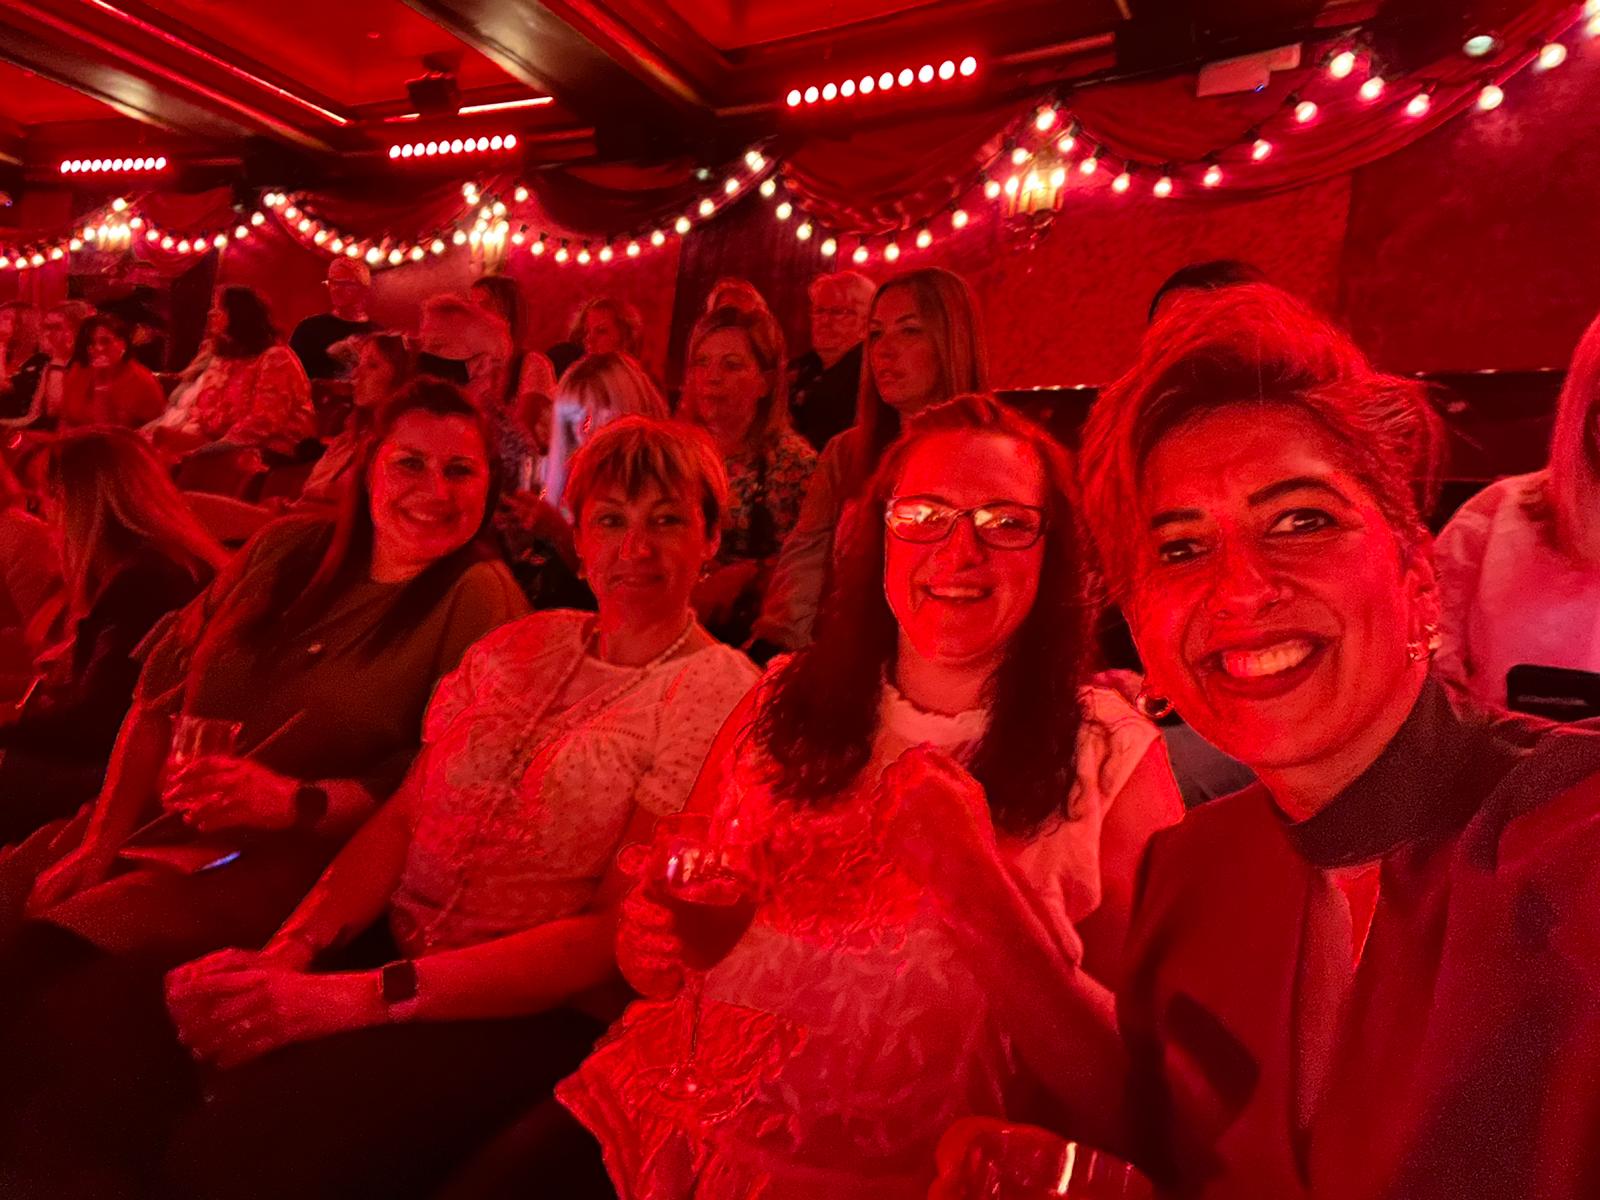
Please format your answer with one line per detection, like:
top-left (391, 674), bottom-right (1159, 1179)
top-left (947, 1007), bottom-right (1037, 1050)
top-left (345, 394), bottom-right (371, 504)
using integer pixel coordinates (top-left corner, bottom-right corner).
top-left (648, 811), bottom-right (763, 1107)
top-left (951, 1124), bottom-right (1153, 1199)
top-left (162, 715), bottom-right (242, 804)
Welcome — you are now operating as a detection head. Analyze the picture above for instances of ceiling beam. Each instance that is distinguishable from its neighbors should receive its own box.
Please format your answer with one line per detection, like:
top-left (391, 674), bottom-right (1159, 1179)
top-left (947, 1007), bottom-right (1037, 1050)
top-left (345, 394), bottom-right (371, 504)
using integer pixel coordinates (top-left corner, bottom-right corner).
top-left (0, 1), bottom-right (337, 153)
top-left (401, 0), bottom-right (714, 133)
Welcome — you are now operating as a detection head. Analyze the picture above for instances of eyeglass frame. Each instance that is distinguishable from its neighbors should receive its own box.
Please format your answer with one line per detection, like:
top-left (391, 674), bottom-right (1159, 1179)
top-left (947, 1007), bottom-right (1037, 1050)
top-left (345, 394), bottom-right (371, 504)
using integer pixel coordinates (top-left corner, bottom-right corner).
top-left (883, 494), bottom-right (1048, 550)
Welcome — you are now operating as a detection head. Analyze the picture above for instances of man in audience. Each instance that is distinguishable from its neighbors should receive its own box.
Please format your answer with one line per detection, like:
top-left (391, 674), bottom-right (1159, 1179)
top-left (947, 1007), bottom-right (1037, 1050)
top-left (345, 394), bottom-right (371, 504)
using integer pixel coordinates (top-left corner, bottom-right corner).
top-left (1147, 258), bottom-right (1268, 324)
top-left (290, 259), bottom-right (379, 380)
top-left (787, 270), bottom-right (873, 451)
top-left (3, 301), bottom-right (90, 428)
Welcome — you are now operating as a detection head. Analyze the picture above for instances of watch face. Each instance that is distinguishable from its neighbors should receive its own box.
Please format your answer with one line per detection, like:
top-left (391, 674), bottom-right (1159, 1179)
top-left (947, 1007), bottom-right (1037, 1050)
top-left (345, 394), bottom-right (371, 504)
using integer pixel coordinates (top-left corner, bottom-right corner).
top-left (381, 960), bottom-right (419, 1005)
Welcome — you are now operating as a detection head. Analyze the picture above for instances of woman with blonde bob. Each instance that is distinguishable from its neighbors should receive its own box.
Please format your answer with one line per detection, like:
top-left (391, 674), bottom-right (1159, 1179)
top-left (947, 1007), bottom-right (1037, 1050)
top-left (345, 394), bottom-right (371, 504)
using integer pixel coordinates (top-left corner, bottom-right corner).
top-left (541, 351), bottom-right (668, 509)
top-left (752, 266), bottom-right (987, 653)
top-left (930, 286), bottom-right (1600, 1200)
top-left (1434, 309), bottom-right (1600, 707)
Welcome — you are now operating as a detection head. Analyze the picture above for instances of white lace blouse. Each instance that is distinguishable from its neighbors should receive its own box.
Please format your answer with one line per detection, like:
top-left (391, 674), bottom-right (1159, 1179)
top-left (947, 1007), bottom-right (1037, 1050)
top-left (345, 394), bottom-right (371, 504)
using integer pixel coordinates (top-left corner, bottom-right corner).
top-left (560, 681), bottom-right (1160, 1200)
top-left (388, 611), bottom-right (759, 955)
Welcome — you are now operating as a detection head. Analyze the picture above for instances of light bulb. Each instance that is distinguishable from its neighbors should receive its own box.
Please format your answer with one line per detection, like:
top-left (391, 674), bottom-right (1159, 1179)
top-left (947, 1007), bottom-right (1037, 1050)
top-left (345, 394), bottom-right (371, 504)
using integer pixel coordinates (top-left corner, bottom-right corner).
top-left (1477, 83), bottom-right (1504, 111)
top-left (1112, 171), bottom-right (1132, 193)
top-left (916, 228), bottom-right (933, 249)
top-left (1294, 99), bottom-right (1318, 124)
top-left (1359, 76), bottom-right (1386, 101)
top-left (796, 222), bottom-right (813, 241)
top-left (675, 216), bottom-right (692, 234)
top-left (884, 242), bottom-right (900, 262)
top-left (820, 237), bottom-right (837, 257)
top-left (1405, 91), bottom-right (1432, 117)
top-left (760, 178), bottom-right (777, 197)
top-left (1536, 43), bottom-right (1567, 70)
top-left (1153, 175), bottom-right (1174, 198)
top-left (1328, 50), bottom-right (1357, 79)
top-left (1202, 163), bottom-right (1223, 187)
top-left (698, 198), bottom-right (715, 217)
top-left (1035, 108), bottom-right (1057, 132)
top-left (1252, 137), bottom-right (1273, 161)
top-left (775, 202), bottom-right (794, 221)
top-left (951, 208), bottom-right (969, 228)
top-left (852, 244), bottom-right (869, 264)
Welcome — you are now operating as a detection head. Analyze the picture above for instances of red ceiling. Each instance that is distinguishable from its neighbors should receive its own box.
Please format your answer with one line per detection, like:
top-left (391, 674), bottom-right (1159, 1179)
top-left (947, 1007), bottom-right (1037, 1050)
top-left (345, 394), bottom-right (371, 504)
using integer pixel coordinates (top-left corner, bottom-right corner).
top-left (628, 0), bottom-right (1125, 52)
top-left (139, 0), bottom-right (519, 108)
top-left (0, 60), bottom-right (121, 126)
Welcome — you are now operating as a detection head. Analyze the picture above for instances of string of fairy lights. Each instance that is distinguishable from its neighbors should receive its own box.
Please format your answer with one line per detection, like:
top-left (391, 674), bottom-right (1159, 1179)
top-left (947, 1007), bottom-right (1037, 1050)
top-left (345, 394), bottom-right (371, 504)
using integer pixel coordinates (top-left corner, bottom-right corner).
top-left (5, 4), bottom-right (1595, 273)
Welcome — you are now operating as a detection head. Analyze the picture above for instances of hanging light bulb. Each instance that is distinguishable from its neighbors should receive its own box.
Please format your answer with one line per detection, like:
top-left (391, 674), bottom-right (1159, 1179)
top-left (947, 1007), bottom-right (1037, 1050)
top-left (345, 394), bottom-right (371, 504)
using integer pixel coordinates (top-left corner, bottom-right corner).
top-left (627, 241), bottom-right (641, 257)
top-left (1294, 99), bottom-right (1319, 124)
top-left (651, 230), bottom-right (667, 246)
top-left (1536, 42), bottom-right (1568, 70)
top-left (951, 208), bottom-right (969, 229)
top-left (1202, 163), bottom-right (1223, 187)
top-left (698, 198), bottom-right (715, 217)
top-left (1079, 153), bottom-right (1099, 176)
top-left (330, 238), bottom-right (345, 254)
top-left (1011, 147), bottom-right (1031, 166)
top-left (1327, 50), bottom-right (1357, 79)
top-left (430, 238), bottom-right (447, 254)
top-left (577, 248), bottom-right (591, 265)
top-left (1056, 132), bottom-right (1076, 154)
top-left (1477, 83), bottom-right (1504, 111)
top-left (884, 242), bottom-right (901, 262)
top-left (1153, 174), bottom-right (1174, 198)
top-left (775, 201), bottom-right (794, 221)
top-left (915, 227), bottom-right (933, 249)
top-left (1359, 76), bottom-right (1386, 101)
top-left (555, 246), bottom-right (570, 263)
top-left (410, 246), bottom-right (426, 261)
top-left (1112, 170), bottom-right (1132, 194)
top-left (796, 221), bottom-right (814, 241)
top-left (1405, 90), bottom-right (1432, 117)
top-left (745, 150), bottom-right (767, 170)
top-left (599, 245), bottom-right (614, 262)
top-left (820, 237), bottom-right (838, 257)
top-left (1034, 107), bottom-right (1057, 132)
top-left (852, 244), bottom-right (869, 264)
top-left (760, 179), bottom-right (777, 198)
top-left (1251, 137), bottom-right (1274, 161)
top-left (984, 179), bottom-right (1002, 200)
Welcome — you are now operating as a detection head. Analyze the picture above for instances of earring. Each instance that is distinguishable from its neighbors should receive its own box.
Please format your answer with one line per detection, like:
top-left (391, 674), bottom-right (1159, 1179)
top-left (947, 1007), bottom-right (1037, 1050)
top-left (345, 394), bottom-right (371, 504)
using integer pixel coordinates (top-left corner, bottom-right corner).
top-left (1135, 687), bottom-right (1174, 721)
top-left (1406, 621), bottom-right (1443, 663)
top-left (575, 559), bottom-right (585, 580)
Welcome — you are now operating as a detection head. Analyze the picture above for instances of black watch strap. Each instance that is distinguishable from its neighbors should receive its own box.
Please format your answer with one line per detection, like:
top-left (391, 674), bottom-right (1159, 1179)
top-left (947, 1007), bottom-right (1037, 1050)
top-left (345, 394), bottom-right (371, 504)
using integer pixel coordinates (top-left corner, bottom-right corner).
top-left (380, 959), bottom-right (419, 1007)
top-left (292, 783), bottom-right (330, 828)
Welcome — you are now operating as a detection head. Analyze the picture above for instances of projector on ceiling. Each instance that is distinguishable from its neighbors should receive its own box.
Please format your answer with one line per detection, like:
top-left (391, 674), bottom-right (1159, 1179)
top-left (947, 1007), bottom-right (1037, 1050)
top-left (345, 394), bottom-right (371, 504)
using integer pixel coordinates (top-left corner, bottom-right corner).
top-left (407, 53), bottom-right (462, 118)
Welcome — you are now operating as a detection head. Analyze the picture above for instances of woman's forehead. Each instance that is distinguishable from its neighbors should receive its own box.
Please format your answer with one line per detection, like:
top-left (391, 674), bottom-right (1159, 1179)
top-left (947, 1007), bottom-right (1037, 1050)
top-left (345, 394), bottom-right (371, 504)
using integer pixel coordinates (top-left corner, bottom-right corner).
top-left (897, 432), bottom-right (1045, 501)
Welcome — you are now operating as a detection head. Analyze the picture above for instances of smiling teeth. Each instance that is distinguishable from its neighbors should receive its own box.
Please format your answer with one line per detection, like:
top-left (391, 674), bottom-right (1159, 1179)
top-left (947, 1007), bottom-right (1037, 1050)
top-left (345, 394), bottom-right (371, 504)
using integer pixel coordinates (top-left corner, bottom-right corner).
top-left (928, 586), bottom-right (987, 600)
top-left (1221, 640), bottom-right (1315, 678)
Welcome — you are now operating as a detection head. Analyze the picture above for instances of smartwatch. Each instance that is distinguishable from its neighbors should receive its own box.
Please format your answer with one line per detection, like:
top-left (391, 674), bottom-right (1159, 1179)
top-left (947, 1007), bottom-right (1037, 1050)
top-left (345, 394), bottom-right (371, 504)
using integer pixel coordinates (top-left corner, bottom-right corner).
top-left (292, 783), bottom-right (330, 829)
top-left (380, 959), bottom-right (419, 1010)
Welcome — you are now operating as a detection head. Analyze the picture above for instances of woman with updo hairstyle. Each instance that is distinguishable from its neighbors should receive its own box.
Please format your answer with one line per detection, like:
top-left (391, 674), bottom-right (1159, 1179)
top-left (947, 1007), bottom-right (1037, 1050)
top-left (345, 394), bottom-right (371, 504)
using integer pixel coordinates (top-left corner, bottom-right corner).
top-left (935, 286), bottom-right (1600, 1200)
top-left (561, 395), bottom-right (1180, 1199)
top-left (752, 266), bottom-right (986, 655)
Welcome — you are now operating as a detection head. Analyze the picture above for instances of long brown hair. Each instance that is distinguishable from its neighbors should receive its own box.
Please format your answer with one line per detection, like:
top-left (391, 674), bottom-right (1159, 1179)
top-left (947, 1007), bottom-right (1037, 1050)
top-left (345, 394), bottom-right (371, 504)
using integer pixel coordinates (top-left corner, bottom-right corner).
top-left (846, 268), bottom-right (988, 495)
top-left (684, 304), bottom-right (793, 455)
top-left (219, 378), bottom-right (502, 656)
top-left (752, 394), bottom-right (1090, 837)
top-left (47, 427), bottom-right (228, 620)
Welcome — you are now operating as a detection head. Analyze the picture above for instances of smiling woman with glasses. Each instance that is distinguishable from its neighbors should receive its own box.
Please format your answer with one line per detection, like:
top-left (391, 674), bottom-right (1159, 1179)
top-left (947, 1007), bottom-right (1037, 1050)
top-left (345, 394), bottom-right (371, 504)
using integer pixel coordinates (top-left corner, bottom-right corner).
top-left (559, 394), bottom-right (1182, 1200)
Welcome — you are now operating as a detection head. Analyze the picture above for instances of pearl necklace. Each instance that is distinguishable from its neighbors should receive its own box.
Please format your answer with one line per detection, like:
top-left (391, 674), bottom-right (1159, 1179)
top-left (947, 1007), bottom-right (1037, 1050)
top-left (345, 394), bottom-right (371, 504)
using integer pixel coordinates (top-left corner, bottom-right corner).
top-left (584, 616), bottom-right (697, 672)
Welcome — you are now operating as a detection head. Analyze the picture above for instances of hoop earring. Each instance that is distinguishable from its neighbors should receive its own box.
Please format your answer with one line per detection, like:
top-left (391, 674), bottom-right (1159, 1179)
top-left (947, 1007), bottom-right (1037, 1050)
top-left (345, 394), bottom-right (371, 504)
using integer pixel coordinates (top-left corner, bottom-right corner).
top-left (1406, 621), bottom-right (1442, 663)
top-left (1135, 688), bottom-right (1174, 721)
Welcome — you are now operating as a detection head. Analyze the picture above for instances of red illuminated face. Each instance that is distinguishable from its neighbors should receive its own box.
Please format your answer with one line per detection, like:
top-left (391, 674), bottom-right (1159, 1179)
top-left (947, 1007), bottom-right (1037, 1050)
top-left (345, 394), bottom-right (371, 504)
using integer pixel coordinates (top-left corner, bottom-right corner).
top-left (584, 310), bottom-right (626, 357)
top-left (686, 328), bottom-right (768, 449)
top-left (868, 286), bottom-right (942, 415)
top-left (87, 326), bottom-right (129, 371)
top-left (366, 412), bottom-right (490, 582)
top-left (575, 483), bottom-right (718, 632)
top-left (1125, 403), bottom-right (1432, 792)
top-left (885, 431), bottom-right (1046, 674)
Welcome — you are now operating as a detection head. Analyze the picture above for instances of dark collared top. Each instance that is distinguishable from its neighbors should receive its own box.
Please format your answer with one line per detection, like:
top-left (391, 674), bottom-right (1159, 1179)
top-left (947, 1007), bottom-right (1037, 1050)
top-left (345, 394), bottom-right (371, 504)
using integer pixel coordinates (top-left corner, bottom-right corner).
top-left (787, 343), bottom-right (863, 453)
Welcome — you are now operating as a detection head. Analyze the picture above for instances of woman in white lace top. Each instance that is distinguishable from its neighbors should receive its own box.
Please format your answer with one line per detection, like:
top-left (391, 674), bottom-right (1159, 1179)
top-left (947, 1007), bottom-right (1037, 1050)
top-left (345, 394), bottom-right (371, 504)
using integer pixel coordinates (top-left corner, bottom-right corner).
top-left (160, 417), bottom-right (758, 1199)
top-left (560, 395), bottom-right (1183, 1200)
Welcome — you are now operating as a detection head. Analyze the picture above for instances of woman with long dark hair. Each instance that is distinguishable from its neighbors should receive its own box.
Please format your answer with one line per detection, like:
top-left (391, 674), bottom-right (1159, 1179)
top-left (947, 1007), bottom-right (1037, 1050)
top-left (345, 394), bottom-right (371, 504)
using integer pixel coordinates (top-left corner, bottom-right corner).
top-left (0, 428), bottom-right (226, 843)
top-left (560, 396), bottom-right (1181, 1199)
top-left (169, 287), bottom-right (316, 455)
top-left (751, 266), bottom-right (986, 654)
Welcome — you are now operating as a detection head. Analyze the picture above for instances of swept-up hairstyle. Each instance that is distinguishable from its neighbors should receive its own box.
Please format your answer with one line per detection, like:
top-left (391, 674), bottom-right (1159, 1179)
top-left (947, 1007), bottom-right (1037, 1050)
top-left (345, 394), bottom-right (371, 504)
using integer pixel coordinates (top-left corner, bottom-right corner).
top-left (1079, 284), bottom-right (1443, 602)
top-left (752, 393), bottom-right (1089, 837)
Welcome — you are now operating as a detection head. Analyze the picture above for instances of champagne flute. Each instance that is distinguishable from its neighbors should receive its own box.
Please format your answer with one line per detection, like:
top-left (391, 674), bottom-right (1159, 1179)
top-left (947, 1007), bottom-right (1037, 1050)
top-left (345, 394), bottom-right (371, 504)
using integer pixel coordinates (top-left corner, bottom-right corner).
top-left (952, 1124), bottom-right (1153, 1199)
top-left (648, 811), bottom-right (762, 1106)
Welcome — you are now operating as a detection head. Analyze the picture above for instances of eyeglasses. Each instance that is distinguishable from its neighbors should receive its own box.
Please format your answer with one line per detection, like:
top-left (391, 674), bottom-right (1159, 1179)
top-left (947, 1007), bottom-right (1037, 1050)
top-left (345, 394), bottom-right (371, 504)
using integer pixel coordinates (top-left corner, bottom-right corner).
top-left (884, 495), bottom-right (1046, 550)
